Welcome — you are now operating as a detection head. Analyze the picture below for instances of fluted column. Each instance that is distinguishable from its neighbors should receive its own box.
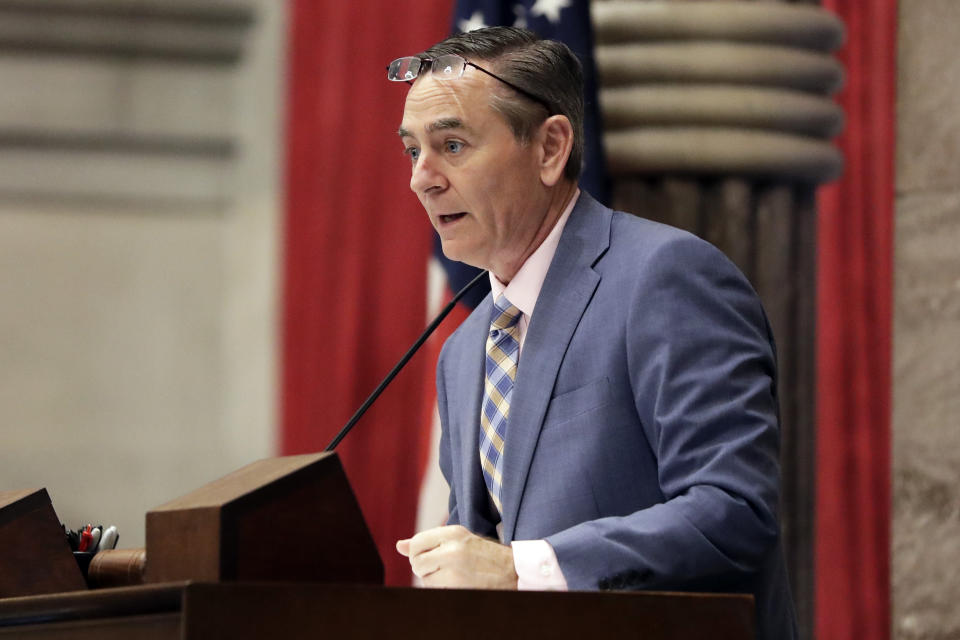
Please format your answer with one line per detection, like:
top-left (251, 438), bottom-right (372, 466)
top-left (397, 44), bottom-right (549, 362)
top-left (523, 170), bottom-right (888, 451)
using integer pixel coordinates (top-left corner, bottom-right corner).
top-left (591, 3), bottom-right (844, 639)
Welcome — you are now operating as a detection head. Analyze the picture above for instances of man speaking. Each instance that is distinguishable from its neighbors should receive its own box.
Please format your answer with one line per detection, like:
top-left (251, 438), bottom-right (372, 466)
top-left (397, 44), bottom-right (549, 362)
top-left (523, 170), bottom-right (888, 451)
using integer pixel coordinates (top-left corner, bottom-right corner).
top-left (391, 27), bottom-right (797, 640)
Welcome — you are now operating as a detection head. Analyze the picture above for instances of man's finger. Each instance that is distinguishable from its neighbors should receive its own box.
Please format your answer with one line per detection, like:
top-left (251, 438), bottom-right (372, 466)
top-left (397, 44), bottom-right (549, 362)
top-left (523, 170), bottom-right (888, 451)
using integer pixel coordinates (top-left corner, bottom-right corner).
top-left (409, 550), bottom-right (440, 578)
top-left (407, 525), bottom-right (462, 556)
top-left (395, 538), bottom-right (411, 557)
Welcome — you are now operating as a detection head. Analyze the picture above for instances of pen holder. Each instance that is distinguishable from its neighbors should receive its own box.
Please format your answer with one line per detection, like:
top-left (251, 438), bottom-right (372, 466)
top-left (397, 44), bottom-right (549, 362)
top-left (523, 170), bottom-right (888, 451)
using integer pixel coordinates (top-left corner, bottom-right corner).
top-left (72, 551), bottom-right (95, 583)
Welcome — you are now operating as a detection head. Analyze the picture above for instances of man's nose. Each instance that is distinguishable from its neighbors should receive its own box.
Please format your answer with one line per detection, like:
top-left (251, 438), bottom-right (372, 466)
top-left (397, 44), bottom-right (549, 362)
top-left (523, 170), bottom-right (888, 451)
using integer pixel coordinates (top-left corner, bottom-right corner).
top-left (410, 151), bottom-right (446, 195)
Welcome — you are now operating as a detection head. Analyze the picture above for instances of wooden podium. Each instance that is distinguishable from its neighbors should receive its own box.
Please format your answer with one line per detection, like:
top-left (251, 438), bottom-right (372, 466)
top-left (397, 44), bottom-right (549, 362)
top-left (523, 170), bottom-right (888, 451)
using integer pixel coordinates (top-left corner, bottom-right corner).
top-left (0, 582), bottom-right (755, 639)
top-left (0, 453), bottom-right (755, 639)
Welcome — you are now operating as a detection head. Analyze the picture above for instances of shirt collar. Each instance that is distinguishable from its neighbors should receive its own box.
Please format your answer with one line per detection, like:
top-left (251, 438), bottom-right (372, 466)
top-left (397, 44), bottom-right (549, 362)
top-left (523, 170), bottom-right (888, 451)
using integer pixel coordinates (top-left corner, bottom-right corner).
top-left (490, 189), bottom-right (580, 318)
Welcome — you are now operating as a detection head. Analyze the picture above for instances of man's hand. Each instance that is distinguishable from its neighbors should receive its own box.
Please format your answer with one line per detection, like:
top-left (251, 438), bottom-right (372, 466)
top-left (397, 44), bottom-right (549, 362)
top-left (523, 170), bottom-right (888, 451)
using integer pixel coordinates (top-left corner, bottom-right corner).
top-left (396, 525), bottom-right (518, 589)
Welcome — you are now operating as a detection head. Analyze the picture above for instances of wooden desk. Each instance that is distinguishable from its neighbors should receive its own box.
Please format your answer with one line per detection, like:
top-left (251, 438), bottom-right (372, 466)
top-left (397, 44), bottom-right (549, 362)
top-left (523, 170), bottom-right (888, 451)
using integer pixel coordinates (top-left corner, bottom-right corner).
top-left (0, 583), bottom-right (755, 639)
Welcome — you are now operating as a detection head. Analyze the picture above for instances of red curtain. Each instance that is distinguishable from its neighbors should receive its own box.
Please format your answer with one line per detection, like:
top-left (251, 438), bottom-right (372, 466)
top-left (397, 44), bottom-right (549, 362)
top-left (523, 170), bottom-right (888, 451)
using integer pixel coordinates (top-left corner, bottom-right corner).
top-left (282, 1), bottom-right (451, 586)
top-left (816, 2), bottom-right (896, 639)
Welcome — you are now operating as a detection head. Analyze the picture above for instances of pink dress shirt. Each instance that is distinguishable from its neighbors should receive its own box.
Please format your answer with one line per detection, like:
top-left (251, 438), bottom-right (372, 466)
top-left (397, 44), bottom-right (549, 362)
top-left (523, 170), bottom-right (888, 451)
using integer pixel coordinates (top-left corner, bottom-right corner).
top-left (487, 189), bottom-right (579, 591)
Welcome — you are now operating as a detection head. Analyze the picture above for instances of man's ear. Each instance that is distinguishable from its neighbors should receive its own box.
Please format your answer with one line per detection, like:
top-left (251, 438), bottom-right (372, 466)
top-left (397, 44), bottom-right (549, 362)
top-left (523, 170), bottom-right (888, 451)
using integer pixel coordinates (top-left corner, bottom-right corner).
top-left (537, 115), bottom-right (574, 187)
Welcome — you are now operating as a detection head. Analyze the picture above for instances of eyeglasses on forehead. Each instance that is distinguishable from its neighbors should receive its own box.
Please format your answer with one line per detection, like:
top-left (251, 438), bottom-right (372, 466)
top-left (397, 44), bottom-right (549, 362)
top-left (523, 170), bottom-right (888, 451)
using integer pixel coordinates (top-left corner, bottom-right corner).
top-left (386, 54), bottom-right (551, 113)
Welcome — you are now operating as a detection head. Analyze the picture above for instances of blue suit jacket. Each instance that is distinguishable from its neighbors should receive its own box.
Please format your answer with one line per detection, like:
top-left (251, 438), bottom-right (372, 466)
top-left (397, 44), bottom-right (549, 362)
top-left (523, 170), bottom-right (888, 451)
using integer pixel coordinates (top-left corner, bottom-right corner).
top-left (436, 192), bottom-right (797, 639)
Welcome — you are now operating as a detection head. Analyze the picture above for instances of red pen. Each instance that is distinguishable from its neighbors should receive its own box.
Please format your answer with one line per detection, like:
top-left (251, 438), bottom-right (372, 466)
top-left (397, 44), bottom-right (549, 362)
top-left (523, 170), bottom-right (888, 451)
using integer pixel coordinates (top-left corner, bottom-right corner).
top-left (78, 525), bottom-right (93, 552)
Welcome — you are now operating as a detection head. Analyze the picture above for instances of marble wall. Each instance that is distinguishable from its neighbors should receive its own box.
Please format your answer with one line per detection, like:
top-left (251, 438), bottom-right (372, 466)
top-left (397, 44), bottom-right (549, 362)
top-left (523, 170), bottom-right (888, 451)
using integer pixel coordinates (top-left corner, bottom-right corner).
top-left (0, 0), bottom-right (285, 549)
top-left (893, 1), bottom-right (960, 638)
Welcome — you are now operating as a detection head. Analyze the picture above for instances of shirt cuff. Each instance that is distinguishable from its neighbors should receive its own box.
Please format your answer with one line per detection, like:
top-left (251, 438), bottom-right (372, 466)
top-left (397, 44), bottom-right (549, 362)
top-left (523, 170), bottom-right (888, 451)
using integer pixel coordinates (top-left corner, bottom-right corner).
top-left (511, 539), bottom-right (568, 591)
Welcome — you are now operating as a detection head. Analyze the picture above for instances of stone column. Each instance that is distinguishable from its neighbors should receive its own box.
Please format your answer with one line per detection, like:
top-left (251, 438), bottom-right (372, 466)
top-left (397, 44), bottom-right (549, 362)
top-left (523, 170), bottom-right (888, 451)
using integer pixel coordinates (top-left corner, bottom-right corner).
top-left (591, 3), bottom-right (845, 638)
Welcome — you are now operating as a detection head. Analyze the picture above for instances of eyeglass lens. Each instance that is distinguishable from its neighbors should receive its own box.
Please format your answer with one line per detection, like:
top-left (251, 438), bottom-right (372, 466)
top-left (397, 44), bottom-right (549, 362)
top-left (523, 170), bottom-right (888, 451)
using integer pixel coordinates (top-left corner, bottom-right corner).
top-left (431, 55), bottom-right (466, 78)
top-left (387, 57), bottom-right (421, 82)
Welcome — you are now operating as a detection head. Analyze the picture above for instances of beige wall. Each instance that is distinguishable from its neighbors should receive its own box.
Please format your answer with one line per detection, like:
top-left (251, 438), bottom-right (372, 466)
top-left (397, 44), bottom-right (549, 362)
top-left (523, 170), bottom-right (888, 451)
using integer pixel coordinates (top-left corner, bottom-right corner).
top-left (0, 0), bottom-right (285, 548)
top-left (894, 1), bottom-right (960, 638)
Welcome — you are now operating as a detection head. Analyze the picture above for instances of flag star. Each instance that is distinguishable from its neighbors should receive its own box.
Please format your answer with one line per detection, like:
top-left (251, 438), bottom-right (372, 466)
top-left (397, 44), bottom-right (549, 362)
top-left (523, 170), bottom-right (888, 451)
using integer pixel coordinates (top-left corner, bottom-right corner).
top-left (458, 10), bottom-right (488, 33)
top-left (530, 0), bottom-right (571, 24)
top-left (513, 4), bottom-right (528, 28)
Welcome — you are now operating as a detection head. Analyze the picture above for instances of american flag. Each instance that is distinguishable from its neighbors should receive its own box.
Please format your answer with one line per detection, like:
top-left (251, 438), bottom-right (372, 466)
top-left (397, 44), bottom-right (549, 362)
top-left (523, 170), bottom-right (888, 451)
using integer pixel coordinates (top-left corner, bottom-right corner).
top-left (415, 0), bottom-right (608, 537)
top-left (453, 0), bottom-right (608, 200)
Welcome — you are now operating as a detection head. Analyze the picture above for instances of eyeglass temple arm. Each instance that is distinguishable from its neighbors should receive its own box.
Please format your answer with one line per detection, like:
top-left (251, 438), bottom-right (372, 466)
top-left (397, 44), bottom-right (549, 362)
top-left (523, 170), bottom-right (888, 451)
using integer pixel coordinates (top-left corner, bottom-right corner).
top-left (464, 62), bottom-right (550, 112)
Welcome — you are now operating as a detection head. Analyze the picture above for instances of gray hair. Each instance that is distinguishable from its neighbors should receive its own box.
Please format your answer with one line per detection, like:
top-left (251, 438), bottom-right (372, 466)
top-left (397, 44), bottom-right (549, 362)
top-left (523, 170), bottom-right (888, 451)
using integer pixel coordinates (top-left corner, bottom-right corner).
top-left (419, 26), bottom-right (584, 183)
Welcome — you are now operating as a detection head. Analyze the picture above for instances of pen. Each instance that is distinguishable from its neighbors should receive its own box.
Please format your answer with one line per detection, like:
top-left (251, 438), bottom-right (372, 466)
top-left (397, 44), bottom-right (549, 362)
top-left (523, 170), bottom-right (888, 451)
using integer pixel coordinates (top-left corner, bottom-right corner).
top-left (78, 525), bottom-right (93, 552)
top-left (99, 526), bottom-right (119, 551)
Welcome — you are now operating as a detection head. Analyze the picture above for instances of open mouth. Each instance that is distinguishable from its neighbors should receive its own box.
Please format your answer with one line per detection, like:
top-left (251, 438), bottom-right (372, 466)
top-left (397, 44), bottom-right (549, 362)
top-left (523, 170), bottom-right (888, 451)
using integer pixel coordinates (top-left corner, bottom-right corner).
top-left (438, 212), bottom-right (467, 224)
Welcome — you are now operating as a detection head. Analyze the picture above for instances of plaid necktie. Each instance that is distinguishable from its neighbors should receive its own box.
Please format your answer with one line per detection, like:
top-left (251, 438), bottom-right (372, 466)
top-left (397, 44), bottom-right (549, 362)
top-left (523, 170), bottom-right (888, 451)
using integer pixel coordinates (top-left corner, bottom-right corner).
top-left (479, 294), bottom-right (522, 516)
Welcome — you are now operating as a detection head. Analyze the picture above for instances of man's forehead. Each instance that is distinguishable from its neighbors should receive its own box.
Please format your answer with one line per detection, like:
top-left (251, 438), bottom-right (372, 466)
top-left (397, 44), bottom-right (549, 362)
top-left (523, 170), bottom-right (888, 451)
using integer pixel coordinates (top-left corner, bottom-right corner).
top-left (399, 71), bottom-right (492, 135)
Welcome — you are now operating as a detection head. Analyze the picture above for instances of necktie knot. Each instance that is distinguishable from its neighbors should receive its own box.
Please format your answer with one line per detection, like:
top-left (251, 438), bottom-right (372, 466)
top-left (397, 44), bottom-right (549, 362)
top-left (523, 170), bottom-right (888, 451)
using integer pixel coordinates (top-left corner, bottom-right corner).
top-left (490, 294), bottom-right (522, 332)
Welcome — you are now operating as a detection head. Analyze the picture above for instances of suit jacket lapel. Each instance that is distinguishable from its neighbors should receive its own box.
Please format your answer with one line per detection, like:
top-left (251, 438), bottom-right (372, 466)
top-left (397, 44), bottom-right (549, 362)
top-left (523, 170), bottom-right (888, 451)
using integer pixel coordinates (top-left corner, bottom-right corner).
top-left (450, 297), bottom-right (500, 537)
top-left (500, 193), bottom-right (611, 541)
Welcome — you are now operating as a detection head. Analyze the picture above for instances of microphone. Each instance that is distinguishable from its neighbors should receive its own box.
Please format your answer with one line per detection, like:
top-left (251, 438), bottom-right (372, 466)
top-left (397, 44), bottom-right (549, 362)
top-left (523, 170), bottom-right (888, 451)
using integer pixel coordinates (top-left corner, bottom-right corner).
top-left (325, 269), bottom-right (489, 451)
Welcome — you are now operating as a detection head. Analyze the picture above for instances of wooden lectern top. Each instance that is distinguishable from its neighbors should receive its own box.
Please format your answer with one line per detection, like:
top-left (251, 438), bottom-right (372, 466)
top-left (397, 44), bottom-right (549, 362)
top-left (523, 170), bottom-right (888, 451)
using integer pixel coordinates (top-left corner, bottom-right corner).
top-left (150, 454), bottom-right (328, 511)
top-left (145, 452), bottom-right (383, 585)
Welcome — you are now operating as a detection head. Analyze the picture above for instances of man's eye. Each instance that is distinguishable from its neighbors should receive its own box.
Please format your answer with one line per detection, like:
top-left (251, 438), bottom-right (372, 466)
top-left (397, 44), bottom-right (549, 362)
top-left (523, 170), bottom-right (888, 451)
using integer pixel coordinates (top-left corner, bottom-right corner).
top-left (445, 140), bottom-right (463, 154)
top-left (404, 146), bottom-right (420, 162)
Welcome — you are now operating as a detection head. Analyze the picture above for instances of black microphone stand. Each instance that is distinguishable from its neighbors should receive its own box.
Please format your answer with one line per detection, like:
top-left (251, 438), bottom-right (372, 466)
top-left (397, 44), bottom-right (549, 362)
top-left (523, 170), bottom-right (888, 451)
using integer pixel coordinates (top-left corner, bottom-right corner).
top-left (325, 269), bottom-right (489, 451)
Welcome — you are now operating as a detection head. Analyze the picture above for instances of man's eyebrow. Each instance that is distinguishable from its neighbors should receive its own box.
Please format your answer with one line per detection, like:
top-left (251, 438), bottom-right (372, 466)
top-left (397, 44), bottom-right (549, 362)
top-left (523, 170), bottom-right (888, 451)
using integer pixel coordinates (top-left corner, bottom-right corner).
top-left (427, 118), bottom-right (465, 133)
top-left (397, 118), bottom-right (468, 138)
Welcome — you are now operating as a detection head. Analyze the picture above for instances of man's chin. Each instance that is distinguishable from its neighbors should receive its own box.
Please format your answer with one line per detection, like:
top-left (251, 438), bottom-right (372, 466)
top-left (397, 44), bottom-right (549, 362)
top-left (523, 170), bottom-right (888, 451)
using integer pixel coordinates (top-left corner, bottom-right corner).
top-left (438, 243), bottom-right (484, 270)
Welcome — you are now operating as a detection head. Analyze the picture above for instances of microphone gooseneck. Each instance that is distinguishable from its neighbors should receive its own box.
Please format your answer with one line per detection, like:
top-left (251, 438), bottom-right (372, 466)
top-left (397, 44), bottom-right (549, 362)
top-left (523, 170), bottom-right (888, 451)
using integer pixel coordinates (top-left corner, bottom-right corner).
top-left (325, 269), bottom-right (489, 451)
